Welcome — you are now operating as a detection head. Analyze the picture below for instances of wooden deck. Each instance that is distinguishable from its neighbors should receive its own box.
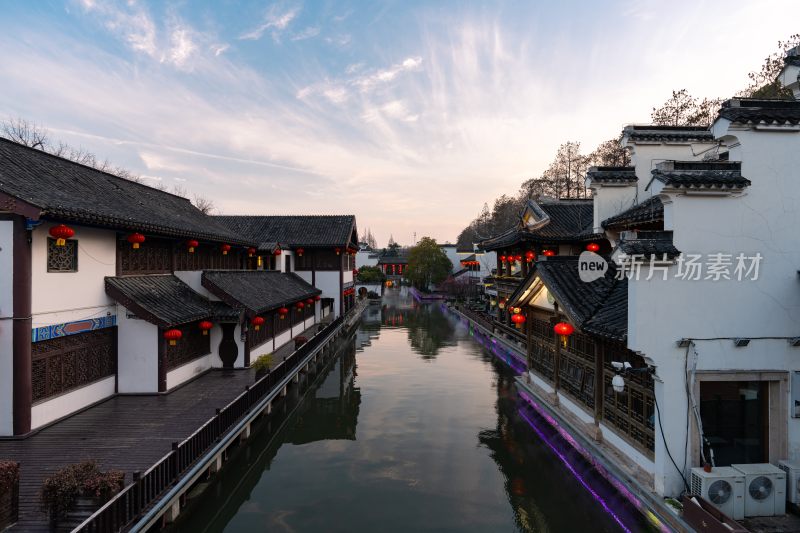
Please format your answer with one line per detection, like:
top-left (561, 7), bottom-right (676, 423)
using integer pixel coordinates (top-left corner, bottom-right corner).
top-left (0, 325), bottom-right (320, 532)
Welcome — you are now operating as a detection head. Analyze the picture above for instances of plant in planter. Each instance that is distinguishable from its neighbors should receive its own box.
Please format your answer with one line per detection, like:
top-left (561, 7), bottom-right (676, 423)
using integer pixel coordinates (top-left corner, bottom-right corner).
top-left (40, 460), bottom-right (123, 527)
top-left (294, 335), bottom-right (308, 349)
top-left (252, 353), bottom-right (272, 379)
top-left (0, 461), bottom-right (19, 529)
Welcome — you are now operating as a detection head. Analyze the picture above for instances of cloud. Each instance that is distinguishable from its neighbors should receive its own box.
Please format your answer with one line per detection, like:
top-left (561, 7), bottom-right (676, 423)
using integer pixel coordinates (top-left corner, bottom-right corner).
top-left (291, 26), bottom-right (320, 41)
top-left (168, 26), bottom-right (196, 68)
top-left (210, 43), bottom-right (230, 56)
top-left (354, 57), bottom-right (423, 92)
top-left (325, 34), bottom-right (351, 47)
top-left (239, 5), bottom-right (300, 41)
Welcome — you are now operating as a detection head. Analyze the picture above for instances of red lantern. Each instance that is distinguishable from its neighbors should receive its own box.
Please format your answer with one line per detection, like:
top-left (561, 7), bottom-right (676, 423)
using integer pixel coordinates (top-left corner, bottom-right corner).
top-left (511, 313), bottom-right (526, 329)
top-left (586, 243), bottom-right (600, 253)
top-left (543, 249), bottom-right (555, 257)
top-left (514, 254), bottom-right (522, 262)
top-left (251, 316), bottom-right (265, 331)
top-left (127, 233), bottom-right (146, 249)
top-left (296, 248), bottom-right (304, 257)
top-left (221, 244), bottom-right (231, 255)
top-left (314, 295), bottom-right (321, 301)
top-left (273, 248), bottom-right (282, 256)
top-left (296, 301), bottom-right (305, 310)
top-left (525, 250), bottom-right (535, 262)
top-left (49, 224), bottom-right (75, 246)
top-left (335, 247), bottom-right (341, 255)
top-left (187, 239), bottom-right (199, 253)
top-left (500, 255), bottom-right (507, 263)
top-left (164, 328), bottom-right (182, 346)
top-left (198, 321), bottom-right (213, 335)
top-left (306, 298), bottom-right (314, 305)
top-left (278, 307), bottom-right (289, 319)
top-left (554, 322), bottom-right (574, 347)
top-left (248, 247), bottom-right (256, 257)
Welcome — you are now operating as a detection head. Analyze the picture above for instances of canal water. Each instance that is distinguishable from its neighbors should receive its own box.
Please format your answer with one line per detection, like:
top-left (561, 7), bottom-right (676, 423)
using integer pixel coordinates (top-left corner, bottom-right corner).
top-left (171, 289), bottom-right (651, 533)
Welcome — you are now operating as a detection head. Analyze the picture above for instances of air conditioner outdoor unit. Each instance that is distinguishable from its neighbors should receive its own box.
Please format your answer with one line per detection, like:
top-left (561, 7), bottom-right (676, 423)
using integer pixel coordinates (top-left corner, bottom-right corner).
top-left (732, 463), bottom-right (786, 517)
top-left (778, 460), bottom-right (800, 505)
top-left (690, 467), bottom-right (745, 520)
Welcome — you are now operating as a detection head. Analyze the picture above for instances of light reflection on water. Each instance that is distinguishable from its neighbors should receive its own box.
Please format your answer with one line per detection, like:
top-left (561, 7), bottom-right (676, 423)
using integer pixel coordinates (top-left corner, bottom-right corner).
top-left (170, 288), bottom-right (650, 533)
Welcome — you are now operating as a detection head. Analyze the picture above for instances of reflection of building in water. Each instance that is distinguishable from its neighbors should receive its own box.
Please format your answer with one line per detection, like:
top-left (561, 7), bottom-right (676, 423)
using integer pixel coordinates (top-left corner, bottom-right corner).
top-left (287, 342), bottom-right (360, 443)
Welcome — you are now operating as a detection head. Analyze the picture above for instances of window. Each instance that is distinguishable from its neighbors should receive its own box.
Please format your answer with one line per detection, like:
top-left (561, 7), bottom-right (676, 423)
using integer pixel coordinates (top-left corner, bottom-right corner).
top-left (285, 255), bottom-right (292, 273)
top-left (47, 238), bottom-right (78, 272)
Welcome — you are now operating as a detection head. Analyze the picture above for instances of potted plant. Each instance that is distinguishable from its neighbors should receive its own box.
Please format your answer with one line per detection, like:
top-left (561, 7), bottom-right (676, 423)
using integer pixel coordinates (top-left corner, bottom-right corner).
top-left (252, 353), bottom-right (272, 380)
top-left (294, 335), bottom-right (308, 349)
top-left (0, 461), bottom-right (19, 529)
top-left (40, 460), bottom-right (123, 530)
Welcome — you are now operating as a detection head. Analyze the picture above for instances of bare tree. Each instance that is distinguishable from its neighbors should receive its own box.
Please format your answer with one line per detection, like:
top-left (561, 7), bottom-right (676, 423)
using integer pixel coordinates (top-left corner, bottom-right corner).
top-left (740, 34), bottom-right (800, 98)
top-left (1, 118), bottom-right (49, 149)
top-left (193, 194), bottom-right (216, 214)
top-left (587, 135), bottom-right (631, 167)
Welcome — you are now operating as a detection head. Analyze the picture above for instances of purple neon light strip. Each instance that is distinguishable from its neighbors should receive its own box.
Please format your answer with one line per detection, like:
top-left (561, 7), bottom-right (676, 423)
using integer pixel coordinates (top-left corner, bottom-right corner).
top-left (517, 407), bottom-right (634, 533)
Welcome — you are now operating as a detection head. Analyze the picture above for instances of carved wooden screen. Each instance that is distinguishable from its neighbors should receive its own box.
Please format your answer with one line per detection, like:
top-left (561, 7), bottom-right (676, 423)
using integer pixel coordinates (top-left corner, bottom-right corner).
top-left (32, 328), bottom-right (116, 402)
top-left (165, 321), bottom-right (211, 370)
top-left (47, 238), bottom-right (78, 272)
top-left (602, 348), bottom-right (655, 454)
top-left (118, 237), bottom-right (172, 275)
top-left (559, 332), bottom-right (597, 411)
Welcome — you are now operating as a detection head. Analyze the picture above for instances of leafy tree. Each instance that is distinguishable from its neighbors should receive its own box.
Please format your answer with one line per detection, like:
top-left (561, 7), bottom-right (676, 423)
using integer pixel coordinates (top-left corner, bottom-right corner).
top-left (356, 265), bottom-right (384, 283)
top-left (405, 237), bottom-right (452, 289)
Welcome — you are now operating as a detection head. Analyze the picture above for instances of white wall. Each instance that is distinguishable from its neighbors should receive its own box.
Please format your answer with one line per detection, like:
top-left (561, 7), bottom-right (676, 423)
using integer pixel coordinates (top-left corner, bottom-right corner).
top-left (116, 306), bottom-right (159, 393)
top-left (356, 250), bottom-right (378, 269)
top-left (623, 125), bottom-right (800, 496)
top-left (440, 246), bottom-right (460, 273)
top-left (31, 376), bottom-right (115, 429)
top-left (587, 184), bottom-right (637, 233)
top-left (0, 220), bottom-right (14, 436)
top-left (166, 354), bottom-right (212, 390)
top-left (32, 222), bottom-right (116, 328)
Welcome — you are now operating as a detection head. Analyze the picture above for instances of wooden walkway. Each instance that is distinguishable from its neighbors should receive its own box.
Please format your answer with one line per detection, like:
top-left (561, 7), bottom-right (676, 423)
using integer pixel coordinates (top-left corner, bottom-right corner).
top-left (0, 325), bottom-right (319, 532)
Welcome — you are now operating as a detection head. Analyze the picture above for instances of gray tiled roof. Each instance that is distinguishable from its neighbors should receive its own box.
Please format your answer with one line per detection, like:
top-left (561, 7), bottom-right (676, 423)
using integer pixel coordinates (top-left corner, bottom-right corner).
top-left (650, 161), bottom-right (750, 190)
top-left (214, 215), bottom-right (356, 249)
top-left (479, 200), bottom-right (594, 250)
top-left (618, 238), bottom-right (681, 259)
top-left (511, 258), bottom-right (627, 342)
top-left (586, 166), bottom-right (637, 184)
top-left (718, 98), bottom-right (800, 125)
top-left (623, 125), bottom-right (714, 143)
top-left (105, 274), bottom-right (236, 327)
top-left (202, 270), bottom-right (320, 316)
top-left (0, 138), bottom-right (250, 245)
top-left (601, 196), bottom-right (663, 230)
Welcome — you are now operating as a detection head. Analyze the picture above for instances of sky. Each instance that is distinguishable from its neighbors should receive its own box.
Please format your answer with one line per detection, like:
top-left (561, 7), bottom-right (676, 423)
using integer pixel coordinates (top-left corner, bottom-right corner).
top-left (0, 1), bottom-right (798, 246)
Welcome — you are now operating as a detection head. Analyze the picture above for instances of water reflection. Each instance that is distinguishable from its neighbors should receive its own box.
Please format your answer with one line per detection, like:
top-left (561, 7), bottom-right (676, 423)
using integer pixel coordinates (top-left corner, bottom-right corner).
top-left (170, 290), bottom-right (649, 533)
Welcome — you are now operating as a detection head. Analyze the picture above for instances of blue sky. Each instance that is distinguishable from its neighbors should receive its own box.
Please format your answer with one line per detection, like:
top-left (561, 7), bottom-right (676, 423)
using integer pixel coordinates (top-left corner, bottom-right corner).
top-left (1, 1), bottom-right (798, 245)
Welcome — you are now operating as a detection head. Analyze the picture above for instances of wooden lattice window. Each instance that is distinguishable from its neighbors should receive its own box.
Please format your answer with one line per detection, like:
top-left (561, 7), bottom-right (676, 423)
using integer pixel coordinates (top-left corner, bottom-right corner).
top-left (247, 313), bottom-right (273, 350)
top-left (47, 238), bottom-right (78, 272)
top-left (165, 321), bottom-right (211, 370)
top-left (32, 328), bottom-right (116, 402)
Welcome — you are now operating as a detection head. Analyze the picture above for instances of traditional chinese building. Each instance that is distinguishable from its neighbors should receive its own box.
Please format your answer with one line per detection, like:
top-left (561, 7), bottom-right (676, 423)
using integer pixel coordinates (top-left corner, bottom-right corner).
top-left (505, 79), bottom-right (800, 502)
top-left (377, 250), bottom-right (408, 285)
top-left (0, 139), bottom-right (345, 437)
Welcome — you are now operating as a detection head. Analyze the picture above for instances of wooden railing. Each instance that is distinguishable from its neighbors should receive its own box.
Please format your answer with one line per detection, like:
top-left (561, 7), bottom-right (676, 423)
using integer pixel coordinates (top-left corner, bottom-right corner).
top-left (75, 316), bottom-right (345, 533)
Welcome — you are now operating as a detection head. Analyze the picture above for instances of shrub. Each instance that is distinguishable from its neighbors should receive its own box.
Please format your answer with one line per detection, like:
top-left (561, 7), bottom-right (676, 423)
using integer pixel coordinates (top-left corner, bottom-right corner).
top-left (40, 461), bottom-right (123, 519)
top-left (252, 354), bottom-right (272, 373)
top-left (367, 291), bottom-right (380, 299)
top-left (0, 461), bottom-right (19, 491)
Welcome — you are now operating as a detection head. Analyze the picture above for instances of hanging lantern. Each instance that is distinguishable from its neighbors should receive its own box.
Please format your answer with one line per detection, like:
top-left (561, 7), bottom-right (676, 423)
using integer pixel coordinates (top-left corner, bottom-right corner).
top-left (273, 248), bottom-right (282, 256)
top-left (251, 316), bottom-right (265, 331)
top-left (248, 247), bottom-right (256, 258)
top-left (353, 269), bottom-right (359, 277)
top-left (500, 255), bottom-right (507, 263)
top-left (525, 250), bottom-right (535, 262)
top-left (296, 248), bottom-right (304, 257)
top-left (515, 254), bottom-right (522, 262)
top-left (296, 301), bottom-right (305, 310)
top-left (511, 313), bottom-right (526, 329)
top-left (586, 243), bottom-right (600, 253)
top-left (498, 298), bottom-right (506, 310)
top-left (511, 307), bottom-right (521, 314)
top-left (164, 329), bottom-right (182, 346)
top-left (187, 239), bottom-right (199, 253)
top-left (278, 307), bottom-right (289, 319)
top-left (127, 233), bottom-right (146, 249)
top-left (306, 298), bottom-right (314, 306)
top-left (198, 321), bottom-right (213, 335)
top-left (221, 244), bottom-right (231, 255)
top-left (49, 224), bottom-right (75, 246)
top-left (335, 247), bottom-right (341, 255)
top-left (314, 294), bottom-right (321, 301)
top-left (543, 249), bottom-right (556, 257)
top-left (554, 322), bottom-right (575, 347)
